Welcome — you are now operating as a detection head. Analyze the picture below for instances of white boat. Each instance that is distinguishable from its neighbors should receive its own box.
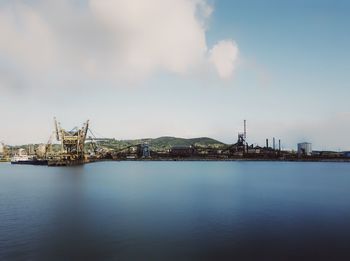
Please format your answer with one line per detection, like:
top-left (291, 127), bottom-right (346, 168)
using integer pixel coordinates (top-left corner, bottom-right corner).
top-left (11, 149), bottom-right (47, 165)
top-left (11, 149), bottom-right (29, 163)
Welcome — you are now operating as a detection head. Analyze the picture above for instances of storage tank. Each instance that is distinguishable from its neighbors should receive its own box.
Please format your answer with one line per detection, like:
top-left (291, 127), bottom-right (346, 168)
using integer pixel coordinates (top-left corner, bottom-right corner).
top-left (297, 142), bottom-right (312, 156)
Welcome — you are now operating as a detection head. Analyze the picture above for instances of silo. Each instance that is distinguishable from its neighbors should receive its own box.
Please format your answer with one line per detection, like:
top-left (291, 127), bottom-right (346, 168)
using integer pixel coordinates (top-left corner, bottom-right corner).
top-left (297, 142), bottom-right (312, 156)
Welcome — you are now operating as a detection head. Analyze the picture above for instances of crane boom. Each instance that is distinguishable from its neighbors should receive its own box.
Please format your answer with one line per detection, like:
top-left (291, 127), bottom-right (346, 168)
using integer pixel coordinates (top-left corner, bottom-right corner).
top-left (48, 118), bottom-right (90, 166)
top-left (54, 117), bottom-right (60, 141)
top-left (83, 120), bottom-right (89, 142)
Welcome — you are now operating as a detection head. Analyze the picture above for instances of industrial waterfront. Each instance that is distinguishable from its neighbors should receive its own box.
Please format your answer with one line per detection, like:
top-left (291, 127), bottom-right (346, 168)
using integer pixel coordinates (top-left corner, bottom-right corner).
top-left (1, 0), bottom-right (349, 260)
top-left (1, 119), bottom-right (350, 166)
top-left (2, 119), bottom-right (349, 260)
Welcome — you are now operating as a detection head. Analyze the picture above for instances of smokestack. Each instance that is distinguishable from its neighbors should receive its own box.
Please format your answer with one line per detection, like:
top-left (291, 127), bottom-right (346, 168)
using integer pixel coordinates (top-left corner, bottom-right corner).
top-left (266, 139), bottom-right (269, 148)
top-left (244, 120), bottom-right (246, 140)
top-left (273, 137), bottom-right (276, 150)
top-left (279, 139), bottom-right (281, 151)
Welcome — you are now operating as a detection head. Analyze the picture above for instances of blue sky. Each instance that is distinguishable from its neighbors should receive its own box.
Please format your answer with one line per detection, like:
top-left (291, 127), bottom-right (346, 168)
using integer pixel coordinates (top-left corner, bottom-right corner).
top-left (0, 0), bottom-right (349, 150)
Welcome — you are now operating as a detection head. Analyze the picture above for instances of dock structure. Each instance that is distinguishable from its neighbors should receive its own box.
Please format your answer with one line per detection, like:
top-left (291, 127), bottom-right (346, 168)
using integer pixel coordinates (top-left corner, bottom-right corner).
top-left (48, 118), bottom-right (89, 166)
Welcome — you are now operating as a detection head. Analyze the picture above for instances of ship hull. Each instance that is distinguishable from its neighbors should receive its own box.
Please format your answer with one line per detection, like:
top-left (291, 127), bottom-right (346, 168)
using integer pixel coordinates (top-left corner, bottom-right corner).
top-left (11, 160), bottom-right (48, 166)
top-left (47, 158), bottom-right (87, 166)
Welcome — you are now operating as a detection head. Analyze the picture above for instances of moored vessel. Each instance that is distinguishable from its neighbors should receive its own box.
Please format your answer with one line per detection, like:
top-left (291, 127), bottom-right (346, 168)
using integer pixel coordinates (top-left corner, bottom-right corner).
top-left (11, 149), bottom-right (48, 165)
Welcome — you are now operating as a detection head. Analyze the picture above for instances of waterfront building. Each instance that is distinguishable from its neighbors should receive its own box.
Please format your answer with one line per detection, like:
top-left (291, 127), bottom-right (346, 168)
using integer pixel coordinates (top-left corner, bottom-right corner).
top-left (298, 142), bottom-right (312, 156)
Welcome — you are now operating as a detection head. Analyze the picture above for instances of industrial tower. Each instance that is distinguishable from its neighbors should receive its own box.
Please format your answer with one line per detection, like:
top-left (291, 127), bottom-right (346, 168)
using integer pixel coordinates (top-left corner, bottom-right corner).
top-left (51, 117), bottom-right (89, 165)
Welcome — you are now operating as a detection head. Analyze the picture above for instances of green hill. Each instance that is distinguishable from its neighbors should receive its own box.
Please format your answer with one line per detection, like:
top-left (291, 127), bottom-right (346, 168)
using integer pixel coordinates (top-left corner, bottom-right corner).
top-left (96, 136), bottom-right (226, 151)
top-left (149, 136), bottom-right (225, 149)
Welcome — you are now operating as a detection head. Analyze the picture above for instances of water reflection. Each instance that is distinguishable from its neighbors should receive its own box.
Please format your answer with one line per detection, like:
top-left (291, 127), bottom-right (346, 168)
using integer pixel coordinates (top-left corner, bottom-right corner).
top-left (1, 162), bottom-right (350, 260)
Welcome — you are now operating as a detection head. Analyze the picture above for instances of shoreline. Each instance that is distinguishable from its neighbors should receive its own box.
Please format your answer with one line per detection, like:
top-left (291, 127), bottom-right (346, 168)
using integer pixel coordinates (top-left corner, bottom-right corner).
top-left (3, 157), bottom-right (350, 166)
top-left (89, 157), bottom-right (350, 163)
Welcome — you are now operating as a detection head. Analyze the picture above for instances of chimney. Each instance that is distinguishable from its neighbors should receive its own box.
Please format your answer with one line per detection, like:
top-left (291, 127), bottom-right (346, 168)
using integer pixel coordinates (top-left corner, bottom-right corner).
top-left (244, 120), bottom-right (247, 140)
top-left (279, 139), bottom-right (281, 151)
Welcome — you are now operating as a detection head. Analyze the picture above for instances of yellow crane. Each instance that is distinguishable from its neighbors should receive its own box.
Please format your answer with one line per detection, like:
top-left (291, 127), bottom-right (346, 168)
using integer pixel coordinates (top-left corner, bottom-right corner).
top-left (50, 117), bottom-right (89, 165)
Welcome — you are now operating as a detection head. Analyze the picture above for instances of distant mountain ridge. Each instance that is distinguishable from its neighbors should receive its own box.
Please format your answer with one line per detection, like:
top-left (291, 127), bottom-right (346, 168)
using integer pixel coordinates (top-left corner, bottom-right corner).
top-left (10, 137), bottom-right (227, 153)
top-left (148, 136), bottom-right (225, 149)
top-left (98, 136), bottom-right (226, 151)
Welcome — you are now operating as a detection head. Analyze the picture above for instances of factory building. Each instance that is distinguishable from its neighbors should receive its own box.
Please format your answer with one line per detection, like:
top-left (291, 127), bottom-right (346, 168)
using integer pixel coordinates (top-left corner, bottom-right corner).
top-left (141, 143), bottom-right (150, 158)
top-left (343, 152), bottom-right (350, 158)
top-left (298, 142), bottom-right (312, 156)
top-left (169, 145), bottom-right (194, 157)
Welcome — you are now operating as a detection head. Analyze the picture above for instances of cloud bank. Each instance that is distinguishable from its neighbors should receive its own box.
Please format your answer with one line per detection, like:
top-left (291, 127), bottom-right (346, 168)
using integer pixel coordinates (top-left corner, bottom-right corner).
top-left (0, 0), bottom-right (239, 90)
top-left (209, 40), bottom-right (239, 79)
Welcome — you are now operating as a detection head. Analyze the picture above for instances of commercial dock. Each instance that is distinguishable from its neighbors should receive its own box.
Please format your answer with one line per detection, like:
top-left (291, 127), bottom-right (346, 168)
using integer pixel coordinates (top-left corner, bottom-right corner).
top-left (1, 119), bottom-right (350, 166)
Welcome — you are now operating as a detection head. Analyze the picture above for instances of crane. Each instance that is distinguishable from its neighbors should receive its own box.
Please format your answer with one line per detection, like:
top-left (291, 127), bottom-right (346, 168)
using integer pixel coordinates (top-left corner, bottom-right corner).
top-left (50, 117), bottom-right (90, 165)
top-left (45, 132), bottom-right (55, 158)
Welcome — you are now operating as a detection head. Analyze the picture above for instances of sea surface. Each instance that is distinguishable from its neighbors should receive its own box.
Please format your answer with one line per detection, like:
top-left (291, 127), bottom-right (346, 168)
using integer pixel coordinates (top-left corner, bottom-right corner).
top-left (1, 161), bottom-right (350, 260)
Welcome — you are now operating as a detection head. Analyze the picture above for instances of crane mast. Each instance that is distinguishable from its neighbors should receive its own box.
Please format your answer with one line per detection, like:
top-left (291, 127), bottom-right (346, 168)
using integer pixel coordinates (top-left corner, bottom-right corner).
top-left (54, 117), bottom-right (60, 141)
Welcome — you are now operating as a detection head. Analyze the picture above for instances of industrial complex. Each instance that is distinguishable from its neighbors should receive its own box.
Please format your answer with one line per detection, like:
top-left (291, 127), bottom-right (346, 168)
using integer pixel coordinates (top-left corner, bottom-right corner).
top-left (1, 119), bottom-right (350, 166)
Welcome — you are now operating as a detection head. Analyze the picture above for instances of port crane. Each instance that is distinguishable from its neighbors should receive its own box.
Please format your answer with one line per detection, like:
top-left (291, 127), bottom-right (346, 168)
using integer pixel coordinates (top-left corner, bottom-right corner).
top-left (52, 117), bottom-right (89, 164)
top-left (44, 131), bottom-right (55, 158)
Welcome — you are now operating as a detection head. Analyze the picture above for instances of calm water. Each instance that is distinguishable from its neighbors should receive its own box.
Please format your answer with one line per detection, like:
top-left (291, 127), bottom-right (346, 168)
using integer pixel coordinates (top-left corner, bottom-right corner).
top-left (1, 161), bottom-right (350, 260)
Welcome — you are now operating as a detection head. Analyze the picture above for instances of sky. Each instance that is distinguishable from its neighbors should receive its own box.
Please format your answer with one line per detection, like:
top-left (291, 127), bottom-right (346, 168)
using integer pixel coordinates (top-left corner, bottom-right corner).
top-left (0, 0), bottom-right (349, 151)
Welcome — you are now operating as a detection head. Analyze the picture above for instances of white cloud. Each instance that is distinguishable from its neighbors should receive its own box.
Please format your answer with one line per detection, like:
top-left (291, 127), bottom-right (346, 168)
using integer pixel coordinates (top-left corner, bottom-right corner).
top-left (209, 40), bottom-right (239, 79)
top-left (89, 0), bottom-right (209, 77)
top-left (0, 0), bottom-right (239, 90)
top-left (0, 3), bottom-right (57, 71)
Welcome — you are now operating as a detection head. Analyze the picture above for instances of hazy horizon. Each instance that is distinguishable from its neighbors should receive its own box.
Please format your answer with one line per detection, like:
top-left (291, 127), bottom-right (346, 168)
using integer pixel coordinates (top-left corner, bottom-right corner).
top-left (1, 0), bottom-right (349, 151)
